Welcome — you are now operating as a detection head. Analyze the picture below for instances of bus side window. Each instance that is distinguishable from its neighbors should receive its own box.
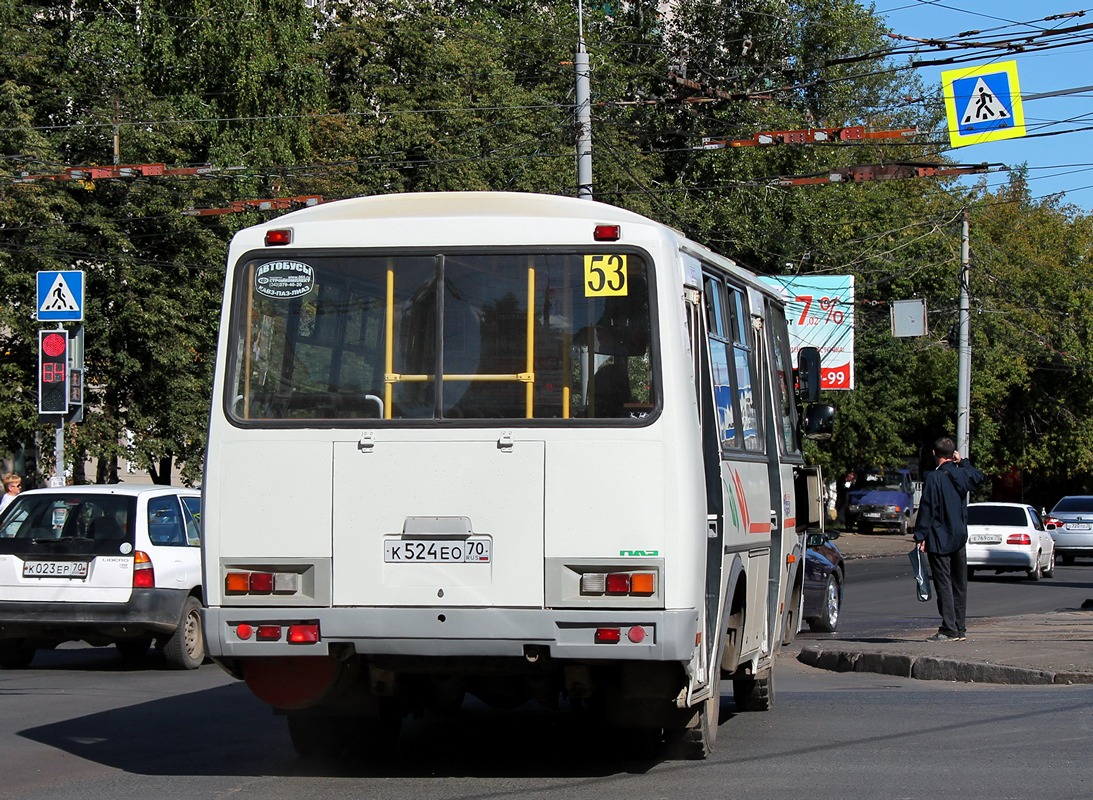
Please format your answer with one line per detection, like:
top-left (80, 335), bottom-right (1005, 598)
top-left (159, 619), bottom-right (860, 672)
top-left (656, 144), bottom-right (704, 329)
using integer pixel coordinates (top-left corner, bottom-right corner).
top-left (704, 274), bottom-right (740, 447)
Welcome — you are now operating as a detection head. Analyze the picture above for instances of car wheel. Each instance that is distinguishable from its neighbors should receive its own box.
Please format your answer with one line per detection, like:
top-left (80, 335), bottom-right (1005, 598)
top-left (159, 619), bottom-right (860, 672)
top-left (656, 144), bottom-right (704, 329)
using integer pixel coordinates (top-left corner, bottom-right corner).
top-left (1060, 553), bottom-right (1075, 566)
top-left (164, 596), bottom-right (204, 670)
top-left (1043, 549), bottom-right (1056, 578)
top-left (1026, 553), bottom-right (1043, 581)
top-left (0, 641), bottom-right (35, 670)
top-left (898, 515), bottom-right (909, 537)
top-left (807, 575), bottom-right (840, 633)
top-left (967, 567), bottom-right (976, 580)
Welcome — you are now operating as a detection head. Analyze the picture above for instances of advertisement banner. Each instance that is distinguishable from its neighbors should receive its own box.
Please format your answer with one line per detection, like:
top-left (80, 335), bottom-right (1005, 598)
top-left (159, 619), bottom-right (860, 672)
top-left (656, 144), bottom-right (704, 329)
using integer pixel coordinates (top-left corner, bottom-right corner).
top-left (759, 275), bottom-right (855, 390)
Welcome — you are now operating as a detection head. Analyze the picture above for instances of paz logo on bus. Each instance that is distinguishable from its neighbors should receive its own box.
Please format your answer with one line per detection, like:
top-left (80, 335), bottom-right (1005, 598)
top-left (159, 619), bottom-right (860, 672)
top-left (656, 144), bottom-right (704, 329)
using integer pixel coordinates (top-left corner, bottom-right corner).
top-left (620, 550), bottom-right (659, 557)
top-left (254, 260), bottom-right (315, 299)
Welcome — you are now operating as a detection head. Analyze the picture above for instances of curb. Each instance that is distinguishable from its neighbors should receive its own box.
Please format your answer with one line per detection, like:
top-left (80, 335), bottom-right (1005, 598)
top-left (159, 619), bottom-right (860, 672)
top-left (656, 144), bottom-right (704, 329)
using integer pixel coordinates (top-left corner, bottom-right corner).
top-left (797, 646), bottom-right (1093, 686)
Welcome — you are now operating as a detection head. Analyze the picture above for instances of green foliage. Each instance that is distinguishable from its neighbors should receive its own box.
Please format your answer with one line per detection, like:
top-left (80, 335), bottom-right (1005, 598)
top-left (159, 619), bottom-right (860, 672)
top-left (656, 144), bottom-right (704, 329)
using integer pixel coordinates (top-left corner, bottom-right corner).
top-left (0, 0), bottom-right (1089, 503)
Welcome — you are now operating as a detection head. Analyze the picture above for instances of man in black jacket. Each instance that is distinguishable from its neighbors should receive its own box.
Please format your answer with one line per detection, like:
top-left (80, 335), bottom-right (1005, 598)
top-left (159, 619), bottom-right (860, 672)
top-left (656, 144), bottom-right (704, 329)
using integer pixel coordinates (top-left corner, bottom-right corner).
top-left (913, 436), bottom-right (986, 641)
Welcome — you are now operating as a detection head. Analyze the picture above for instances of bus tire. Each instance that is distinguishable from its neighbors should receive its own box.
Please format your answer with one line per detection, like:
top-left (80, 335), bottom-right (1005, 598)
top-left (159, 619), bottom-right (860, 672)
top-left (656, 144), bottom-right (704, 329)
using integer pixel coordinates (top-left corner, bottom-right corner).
top-left (733, 668), bottom-right (775, 712)
top-left (782, 581), bottom-right (802, 646)
top-left (663, 674), bottom-right (719, 760)
top-left (287, 714), bottom-right (352, 759)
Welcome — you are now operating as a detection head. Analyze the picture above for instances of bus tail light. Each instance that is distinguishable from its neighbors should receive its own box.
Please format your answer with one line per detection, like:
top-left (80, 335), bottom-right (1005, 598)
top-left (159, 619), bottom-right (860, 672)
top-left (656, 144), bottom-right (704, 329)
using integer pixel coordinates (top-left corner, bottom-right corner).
top-left (595, 627), bottom-right (621, 644)
top-left (593, 224), bottom-right (621, 241)
top-left (133, 551), bottom-right (155, 589)
top-left (288, 624), bottom-right (320, 644)
top-left (232, 622), bottom-right (320, 644)
top-left (581, 571), bottom-right (656, 597)
top-left (256, 625), bottom-right (282, 641)
top-left (225, 570), bottom-right (300, 595)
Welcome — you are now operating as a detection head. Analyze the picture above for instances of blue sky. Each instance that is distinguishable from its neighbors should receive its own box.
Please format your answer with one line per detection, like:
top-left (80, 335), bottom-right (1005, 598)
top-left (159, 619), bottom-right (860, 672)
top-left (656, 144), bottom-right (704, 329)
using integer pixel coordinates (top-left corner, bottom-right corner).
top-left (876, 1), bottom-right (1093, 211)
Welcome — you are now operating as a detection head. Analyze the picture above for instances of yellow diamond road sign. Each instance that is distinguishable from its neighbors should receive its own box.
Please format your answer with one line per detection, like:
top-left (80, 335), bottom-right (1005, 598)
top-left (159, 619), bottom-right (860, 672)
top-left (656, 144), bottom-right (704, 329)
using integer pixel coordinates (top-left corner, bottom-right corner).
top-left (942, 60), bottom-right (1026, 148)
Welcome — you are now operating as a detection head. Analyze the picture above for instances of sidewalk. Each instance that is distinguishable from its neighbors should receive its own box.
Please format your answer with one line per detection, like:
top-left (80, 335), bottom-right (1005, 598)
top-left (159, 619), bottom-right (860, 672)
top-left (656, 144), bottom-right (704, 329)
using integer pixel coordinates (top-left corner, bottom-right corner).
top-left (799, 529), bottom-right (1093, 685)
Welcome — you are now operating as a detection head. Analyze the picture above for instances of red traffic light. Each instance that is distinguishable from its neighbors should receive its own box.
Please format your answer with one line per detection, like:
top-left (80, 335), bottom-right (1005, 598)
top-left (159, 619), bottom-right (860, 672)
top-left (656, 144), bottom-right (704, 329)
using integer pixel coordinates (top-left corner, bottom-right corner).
top-left (38, 329), bottom-right (69, 414)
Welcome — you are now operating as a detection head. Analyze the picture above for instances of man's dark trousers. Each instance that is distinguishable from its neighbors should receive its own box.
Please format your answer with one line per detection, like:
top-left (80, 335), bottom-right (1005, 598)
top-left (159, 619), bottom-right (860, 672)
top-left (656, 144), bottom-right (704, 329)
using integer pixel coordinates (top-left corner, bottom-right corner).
top-left (927, 547), bottom-right (968, 636)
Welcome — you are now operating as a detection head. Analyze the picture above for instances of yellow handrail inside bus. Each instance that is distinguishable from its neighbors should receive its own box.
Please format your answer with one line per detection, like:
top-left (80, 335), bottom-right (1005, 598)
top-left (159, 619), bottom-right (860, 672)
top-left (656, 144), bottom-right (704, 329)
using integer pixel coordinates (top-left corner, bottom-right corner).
top-left (525, 266), bottom-right (535, 419)
top-left (384, 267), bottom-right (394, 419)
top-left (382, 265), bottom-right (537, 418)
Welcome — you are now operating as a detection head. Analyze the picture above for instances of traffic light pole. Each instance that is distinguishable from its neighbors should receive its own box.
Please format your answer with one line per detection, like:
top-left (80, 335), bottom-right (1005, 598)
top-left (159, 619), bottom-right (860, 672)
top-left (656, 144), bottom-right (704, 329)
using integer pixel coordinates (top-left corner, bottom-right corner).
top-left (53, 419), bottom-right (65, 488)
top-left (956, 210), bottom-right (972, 459)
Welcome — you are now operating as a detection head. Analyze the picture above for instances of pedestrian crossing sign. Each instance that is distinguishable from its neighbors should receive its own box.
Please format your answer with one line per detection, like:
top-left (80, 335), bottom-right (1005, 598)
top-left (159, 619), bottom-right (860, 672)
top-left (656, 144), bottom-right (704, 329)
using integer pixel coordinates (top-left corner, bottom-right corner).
top-left (37, 270), bottom-right (84, 322)
top-left (942, 60), bottom-right (1026, 148)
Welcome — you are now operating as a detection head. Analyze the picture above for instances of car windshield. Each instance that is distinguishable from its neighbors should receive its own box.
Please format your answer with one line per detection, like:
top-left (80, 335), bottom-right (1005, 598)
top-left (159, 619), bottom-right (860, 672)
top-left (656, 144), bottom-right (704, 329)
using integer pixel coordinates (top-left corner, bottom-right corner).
top-left (968, 505), bottom-right (1027, 527)
top-left (0, 494), bottom-right (137, 556)
top-left (1051, 497), bottom-right (1093, 513)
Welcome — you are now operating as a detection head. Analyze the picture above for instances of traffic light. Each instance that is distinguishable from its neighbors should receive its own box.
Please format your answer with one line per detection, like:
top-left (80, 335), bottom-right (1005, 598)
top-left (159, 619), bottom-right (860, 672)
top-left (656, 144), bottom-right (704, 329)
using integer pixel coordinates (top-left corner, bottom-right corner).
top-left (38, 329), bottom-right (69, 414)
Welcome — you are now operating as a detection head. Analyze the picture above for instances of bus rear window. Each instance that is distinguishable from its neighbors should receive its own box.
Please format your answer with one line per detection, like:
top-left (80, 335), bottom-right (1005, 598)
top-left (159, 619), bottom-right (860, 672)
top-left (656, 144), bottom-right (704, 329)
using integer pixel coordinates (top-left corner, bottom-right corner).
top-left (227, 251), bottom-right (656, 423)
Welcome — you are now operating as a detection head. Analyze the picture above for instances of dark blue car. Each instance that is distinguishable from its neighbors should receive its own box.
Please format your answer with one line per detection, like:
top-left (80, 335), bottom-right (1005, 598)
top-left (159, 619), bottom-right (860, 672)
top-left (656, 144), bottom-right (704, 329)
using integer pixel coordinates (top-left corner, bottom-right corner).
top-left (803, 531), bottom-right (844, 632)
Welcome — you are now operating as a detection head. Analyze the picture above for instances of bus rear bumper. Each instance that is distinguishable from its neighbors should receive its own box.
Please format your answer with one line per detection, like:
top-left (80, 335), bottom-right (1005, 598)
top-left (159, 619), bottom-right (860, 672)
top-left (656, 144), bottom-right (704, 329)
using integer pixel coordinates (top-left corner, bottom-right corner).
top-left (203, 606), bottom-right (700, 662)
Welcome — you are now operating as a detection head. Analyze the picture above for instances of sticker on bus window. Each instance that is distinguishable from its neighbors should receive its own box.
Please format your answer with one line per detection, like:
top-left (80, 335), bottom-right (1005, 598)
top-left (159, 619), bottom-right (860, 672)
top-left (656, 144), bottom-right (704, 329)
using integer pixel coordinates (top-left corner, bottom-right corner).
top-left (254, 260), bottom-right (315, 299)
top-left (584, 254), bottom-right (628, 297)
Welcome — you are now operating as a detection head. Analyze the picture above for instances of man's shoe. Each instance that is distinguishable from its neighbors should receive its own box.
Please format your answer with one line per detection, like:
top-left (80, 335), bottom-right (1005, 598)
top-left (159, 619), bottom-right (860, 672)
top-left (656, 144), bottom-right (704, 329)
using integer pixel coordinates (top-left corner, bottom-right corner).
top-left (926, 632), bottom-right (956, 642)
top-left (954, 633), bottom-right (967, 641)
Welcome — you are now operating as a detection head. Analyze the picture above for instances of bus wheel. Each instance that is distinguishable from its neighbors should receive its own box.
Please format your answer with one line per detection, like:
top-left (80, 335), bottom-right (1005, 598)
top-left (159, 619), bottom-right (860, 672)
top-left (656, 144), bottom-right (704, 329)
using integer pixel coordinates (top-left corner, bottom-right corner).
top-left (287, 714), bottom-right (352, 759)
top-left (663, 674), bottom-right (719, 760)
top-left (733, 668), bottom-right (775, 712)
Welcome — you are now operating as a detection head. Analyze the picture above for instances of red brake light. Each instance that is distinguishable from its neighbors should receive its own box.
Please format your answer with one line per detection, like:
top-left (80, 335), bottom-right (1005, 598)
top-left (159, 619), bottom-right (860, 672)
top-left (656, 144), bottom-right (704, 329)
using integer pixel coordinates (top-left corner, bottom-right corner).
top-left (1006, 533), bottom-right (1032, 545)
top-left (605, 573), bottom-right (631, 595)
top-left (265, 228), bottom-right (292, 246)
top-left (593, 224), bottom-right (620, 241)
top-left (256, 625), bottom-right (282, 641)
top-left (132, 551), bottom-right (155, 589)
top-left (287, 624), bottom-right (320, 644)
top-left (249, 572), bottom-right (275, 593)
top-left (594, 627), bottom-right (621, 644)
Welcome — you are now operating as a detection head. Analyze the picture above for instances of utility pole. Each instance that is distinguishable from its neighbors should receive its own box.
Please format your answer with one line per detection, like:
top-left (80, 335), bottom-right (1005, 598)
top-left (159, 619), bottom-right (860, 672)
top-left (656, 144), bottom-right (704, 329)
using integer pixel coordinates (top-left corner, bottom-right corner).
top-left (956, 209), bottom-right (971, 459)
top-left (575, 1), bottom-right (592, 200)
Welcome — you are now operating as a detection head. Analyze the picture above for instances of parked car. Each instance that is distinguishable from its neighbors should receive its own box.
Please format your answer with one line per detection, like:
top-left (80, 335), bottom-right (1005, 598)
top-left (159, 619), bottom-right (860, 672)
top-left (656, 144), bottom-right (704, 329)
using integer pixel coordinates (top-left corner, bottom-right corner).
top-left (845, 468), bottom-right (915, 535)
top-left (966, 502), bottom-right (1055, 580)
top-left (0, 485), bottom-right (204, 669)
top-left (1044, 495), bottom-right (1093, 565)
top-left (802, 530), bottom-right (844, 633)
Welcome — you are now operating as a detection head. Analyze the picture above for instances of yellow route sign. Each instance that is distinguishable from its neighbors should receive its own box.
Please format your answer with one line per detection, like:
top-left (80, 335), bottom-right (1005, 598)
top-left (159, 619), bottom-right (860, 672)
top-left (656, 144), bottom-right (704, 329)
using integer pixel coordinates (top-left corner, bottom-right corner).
top-left (942, 60), bottom-right (1026, 148)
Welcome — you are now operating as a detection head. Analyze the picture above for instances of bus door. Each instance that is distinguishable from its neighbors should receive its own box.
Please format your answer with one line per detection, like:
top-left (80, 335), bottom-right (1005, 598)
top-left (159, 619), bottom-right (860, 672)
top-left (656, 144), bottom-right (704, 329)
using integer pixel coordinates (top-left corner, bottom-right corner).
top-left (702, 271), bottom-right (771, 662)
top-left (687, 283), bottom-right (723, 676)
top-left (761, 298), bottom-right (806, 651)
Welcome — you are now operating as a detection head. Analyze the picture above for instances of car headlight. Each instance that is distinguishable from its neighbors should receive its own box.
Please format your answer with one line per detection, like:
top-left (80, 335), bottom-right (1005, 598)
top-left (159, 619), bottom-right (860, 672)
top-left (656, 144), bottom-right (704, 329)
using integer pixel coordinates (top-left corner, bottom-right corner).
top-left (885, 505), bottom-right (901, 513)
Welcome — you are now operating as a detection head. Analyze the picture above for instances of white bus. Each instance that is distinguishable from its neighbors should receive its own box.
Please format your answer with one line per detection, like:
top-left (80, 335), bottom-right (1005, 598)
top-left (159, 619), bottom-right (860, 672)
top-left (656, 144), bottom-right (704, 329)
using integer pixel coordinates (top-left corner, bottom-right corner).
top-left (201, 192), bottom-right (833, 760)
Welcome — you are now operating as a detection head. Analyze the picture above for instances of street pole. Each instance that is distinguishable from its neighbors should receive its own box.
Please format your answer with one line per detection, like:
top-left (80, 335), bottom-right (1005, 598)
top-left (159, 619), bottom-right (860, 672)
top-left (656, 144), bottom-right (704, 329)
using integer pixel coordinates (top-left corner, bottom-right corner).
top-left (575, 2), bottom-right (593, 200)
top-left (956, 209), bottom-right (971, 459)
top-left (54, 420), bottom-right (65, 487)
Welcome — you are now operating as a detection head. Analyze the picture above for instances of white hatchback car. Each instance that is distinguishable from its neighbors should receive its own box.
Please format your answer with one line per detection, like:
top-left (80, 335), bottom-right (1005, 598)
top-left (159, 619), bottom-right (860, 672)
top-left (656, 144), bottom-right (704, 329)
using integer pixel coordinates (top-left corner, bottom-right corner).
top-left (966, 502), bottom-right (1056, 581)
top-left (0, 485), bottom-right (204, 669)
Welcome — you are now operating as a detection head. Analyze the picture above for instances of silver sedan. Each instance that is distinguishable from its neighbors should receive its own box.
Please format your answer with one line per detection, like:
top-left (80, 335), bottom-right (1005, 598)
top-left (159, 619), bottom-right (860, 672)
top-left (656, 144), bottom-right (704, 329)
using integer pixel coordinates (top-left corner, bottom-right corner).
top-left (1045, 495), bottom-right (1093, 565)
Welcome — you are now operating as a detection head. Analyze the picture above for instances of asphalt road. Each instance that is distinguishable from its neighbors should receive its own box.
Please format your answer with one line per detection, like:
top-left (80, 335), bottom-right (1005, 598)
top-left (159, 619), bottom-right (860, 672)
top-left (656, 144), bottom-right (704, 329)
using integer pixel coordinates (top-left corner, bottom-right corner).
top-left (802, 554), bottom-right (1093, 640)
top-left (3, 562), bottom-right (1092, 800)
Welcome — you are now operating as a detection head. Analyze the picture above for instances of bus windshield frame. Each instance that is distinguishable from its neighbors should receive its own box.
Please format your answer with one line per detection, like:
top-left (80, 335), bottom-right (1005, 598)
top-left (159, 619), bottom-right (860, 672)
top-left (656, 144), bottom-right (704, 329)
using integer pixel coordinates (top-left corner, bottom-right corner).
top-left (225, 247), bottom-right (660, 426)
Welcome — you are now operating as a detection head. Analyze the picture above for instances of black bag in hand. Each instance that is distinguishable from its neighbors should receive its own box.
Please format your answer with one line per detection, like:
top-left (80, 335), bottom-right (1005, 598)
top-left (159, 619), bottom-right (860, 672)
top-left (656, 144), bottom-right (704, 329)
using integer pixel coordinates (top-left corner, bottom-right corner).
top-left (908, 547), bottom-right (931, 602)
